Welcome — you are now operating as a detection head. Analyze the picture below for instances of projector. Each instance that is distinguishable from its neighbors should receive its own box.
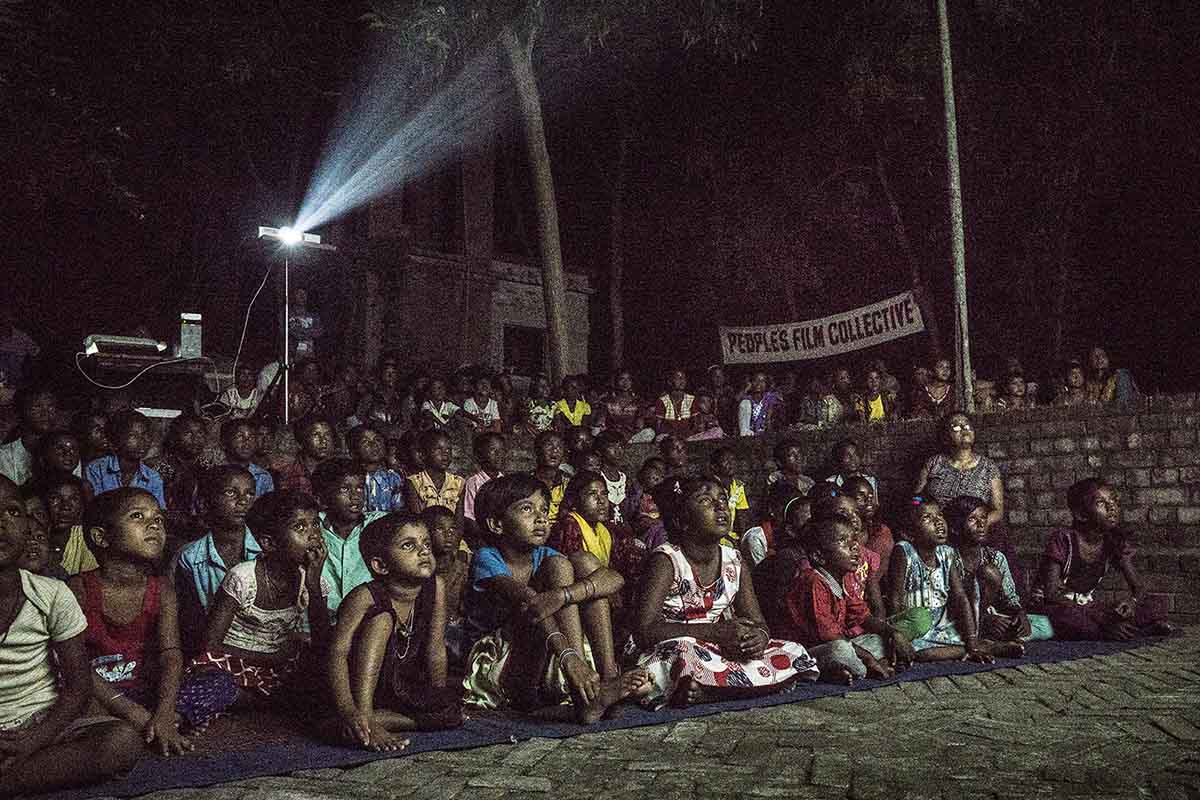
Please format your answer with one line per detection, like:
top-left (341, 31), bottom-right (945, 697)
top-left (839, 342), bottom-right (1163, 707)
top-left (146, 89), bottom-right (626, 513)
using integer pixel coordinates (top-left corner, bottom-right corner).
top-left (83, 334), bottom-right (169, 357)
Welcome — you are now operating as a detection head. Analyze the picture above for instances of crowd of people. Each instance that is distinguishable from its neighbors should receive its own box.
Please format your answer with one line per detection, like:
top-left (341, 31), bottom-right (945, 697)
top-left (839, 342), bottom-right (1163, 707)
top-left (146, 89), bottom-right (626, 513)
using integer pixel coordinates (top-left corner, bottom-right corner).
top-left (0, 346), bottom-right (1172, 793)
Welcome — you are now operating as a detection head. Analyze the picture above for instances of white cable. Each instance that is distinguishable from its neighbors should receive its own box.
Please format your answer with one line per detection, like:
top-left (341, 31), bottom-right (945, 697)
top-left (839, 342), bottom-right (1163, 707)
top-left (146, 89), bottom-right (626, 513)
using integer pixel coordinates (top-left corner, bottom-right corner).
top-left (212, 262), bottom-right (275, 419)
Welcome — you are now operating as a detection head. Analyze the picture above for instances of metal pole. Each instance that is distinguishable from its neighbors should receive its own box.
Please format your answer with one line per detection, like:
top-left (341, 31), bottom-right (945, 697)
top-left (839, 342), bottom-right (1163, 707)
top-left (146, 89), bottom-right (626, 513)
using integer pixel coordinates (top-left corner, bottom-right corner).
top-left (936, 0), bottom-right (974, 413)
top-left (283, 256), bottom-right (290, 426)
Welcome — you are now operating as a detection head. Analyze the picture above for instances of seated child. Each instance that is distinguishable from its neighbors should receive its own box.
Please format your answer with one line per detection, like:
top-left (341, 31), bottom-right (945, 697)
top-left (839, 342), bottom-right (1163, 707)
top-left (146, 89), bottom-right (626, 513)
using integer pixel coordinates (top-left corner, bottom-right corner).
top-left (740, 485), bottom-right (806, 569)
top-left (633, 476), bottom-right (818, 708)
top-left (189, 490), bottom-right (331, 712)
top-left (17, 487), bottom-right (69, 581)
top-left (594, 431), bottom-right (627, 523)
top-left (810, 489), bottom-right (884, 620)
top-left (886, 497), bottom-right (1022, 661)
top-left (221, 418), bottom-right (275, 497)
top-left (175, 466), bottom-right (262, 656)
top-left (35, 430), bottom-right (82, 480)
top-left (31, 470), bottom-right (97, 576)
top-left (219, 363), bottom-right (263, 419)
top-left (787, 519), bottom-right (914, 682)
top-left (822, 438), bottom-right (878, 495)
top-left (625, 457), bottom-right (668, 549)
top-left (549, 471), bottom-right (647, 607)
top-left (463, 475), bottom-right (645, 723)
top-left (748, 487), bottom-right (812, 634)
top-left (686, 390), bottom-right (725, 441)
top-left (153, 413), bottom-right (212, 544)
top-left (0, 385), bottom-right (58, 486)
top-left (72, 489), bottom-right (237, 754)
top-left (72, 408), bottom-right (112, 466)
top-left (350, 424), bottom-right (405, 513)
top-left (841, 475), bottom-right (896, 585)
top-left (85, 410), bottom-right (166, 508)
top-left (766, 438), bottom-right (816, 495)
top-left (403, 430), bottom-right (465, 515)
top-left (461, 375), bottom-right (502, 433)
top-left (945, 495), bottom-right (1052, 642)
top-left (390, 430), bottom-right (424, 478)
top-left (1031, 478), bottom-right (1173, 640)
top-left (531, 431), bottom-right (570, 525)
top-left (273, 416), bottom-right (336, 496)
top-left (419, 379), bottom-right (461, 430)
top-left (0, 477), bottom-right (143, 796)
top-left (314, 459), bottom-right (386, 615)
top-left (553, 375), bottom-right (592, 430)
top-left (562, 427), bottom-right (594, 478)
top-left (463, 432), bottom-right (506, 548)
top-left (658, 435), bottom-right (690, 477)
top-left (328, 512), bottom-right (462, 751)
top-left (653, 369), bottom-right (695, 439)
top-left (424, 505), bottom-right (469, 663)
top-left (708, 447), bottom-right (750, 546)
top-left (524, 375), bottom-right (557, 434)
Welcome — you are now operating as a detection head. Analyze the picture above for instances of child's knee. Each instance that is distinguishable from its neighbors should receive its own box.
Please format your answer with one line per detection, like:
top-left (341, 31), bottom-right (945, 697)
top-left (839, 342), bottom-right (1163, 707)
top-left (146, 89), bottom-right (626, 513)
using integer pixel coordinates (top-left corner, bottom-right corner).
top-left (821, 639), bottom-right (867, 679)
top-left (91, 721), bottom-right (144, 771)
top-left (533, 555), bottom-right (575, 589)
top-left (569, 550), bottom-right (602, 577)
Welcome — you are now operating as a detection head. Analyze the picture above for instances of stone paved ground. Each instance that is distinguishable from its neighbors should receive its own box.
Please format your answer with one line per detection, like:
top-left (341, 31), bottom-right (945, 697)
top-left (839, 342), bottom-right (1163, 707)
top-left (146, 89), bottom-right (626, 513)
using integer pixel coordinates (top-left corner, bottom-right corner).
top-left (120, 631), bottom-right (1200, 800)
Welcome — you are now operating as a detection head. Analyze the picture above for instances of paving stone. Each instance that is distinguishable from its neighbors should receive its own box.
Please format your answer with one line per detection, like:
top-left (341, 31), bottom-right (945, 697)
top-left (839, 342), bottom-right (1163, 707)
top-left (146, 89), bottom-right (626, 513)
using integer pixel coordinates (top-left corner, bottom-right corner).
top-left (1151, 715), bottom-right (1200, 741)
top-left (465, 774), bottom-right (554, 792)
top-left (810, 753), bottom-right (851, 788)
top-left (500, 737), bottom-right (562, 768)
top-left (662, 719), bottom-right (709, 744)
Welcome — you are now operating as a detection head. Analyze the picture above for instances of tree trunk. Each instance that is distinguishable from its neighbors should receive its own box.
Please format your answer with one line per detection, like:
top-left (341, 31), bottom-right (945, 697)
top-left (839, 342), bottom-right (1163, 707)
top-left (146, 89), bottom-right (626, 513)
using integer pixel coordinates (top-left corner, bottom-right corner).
top-left (874, 147), bottom-right (944, 361)
top-left (500, 25), bottom-right (570, 386)
top-left (609, 120), bottom-right (630, 373)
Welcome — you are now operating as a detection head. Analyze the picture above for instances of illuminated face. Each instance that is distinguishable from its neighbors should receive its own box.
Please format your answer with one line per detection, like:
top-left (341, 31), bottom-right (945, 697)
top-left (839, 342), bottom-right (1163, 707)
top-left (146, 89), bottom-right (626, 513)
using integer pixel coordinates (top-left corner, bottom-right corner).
top-left (424, 435), bottom-right (453, 471)
top-left (268, 509), bottom-right (323, 566)
top-left (844, 480), bottom-right (876, 522)
top-left (98, 493), bottom-right (167, 563)
top-left (226, 423), bottom-right (257, 462)
top-left (833, 369), bottom-right (852, 392)
top-left (1006, 375), bottom-right (1026, 399)
top-left (116, 420), bottom-right (152, 462)
top-left (211, 473), bottom-right (256, 529)
top-left (46, 483), bottom-right (83, 527)
top-left (43, 434), bottom-right (80, 473)
top-left (815, 522), bottom-right (861, 576)
top-left (1067, 366), bottom-right (1085, 389)
top-left (945, 414), bottom-right (975, 449)
top-left (667, 370), bottom-right (687, 392)
top-left (427, 514), bottom-right (461, 559)
top-left (961, 504), bottom-right (990, 545)
top-left (0, 482), bottom-right (30, 569)
top-left (353, 429), bottom-right (387, 465)
top-left (934, 359), bottom-right (953, 382)
top-left (1088, 347), bottom-right (1109, 373)
top-left (377, 523), bottom-right (435, 581)
top-left (301, 422), bottom-right (336, 460)
top-left (911, 502), bottom-right (948, 548)
top-left (23, 496), bottom-right (49, 533)
top-left (574, 479), bottom-right (611, 524)
top-left (827, 496), bottom-right (864, 539)
top-left (479, 436), bottom-right (507, 470)
top-left (474, 377), bottom-right (492, 398)
top-left (866, 370), bottom-right (882, 396)
top-left (615, 372), bottom-right (634, 393)
top-left (1082, 485), bottom-right (1121, 531)
top-left (536, 435), bottom-right (564, 469)
top-left (751, 372), bottom-right (769, 394)
top-left (497, 491), bottom-right (551, 549)
top-left (174, 419), bottom-right (207, 458)
top-left (679, 480), bottom-right (730, 541)
top-left (23, 392), bottom-right (58, 435)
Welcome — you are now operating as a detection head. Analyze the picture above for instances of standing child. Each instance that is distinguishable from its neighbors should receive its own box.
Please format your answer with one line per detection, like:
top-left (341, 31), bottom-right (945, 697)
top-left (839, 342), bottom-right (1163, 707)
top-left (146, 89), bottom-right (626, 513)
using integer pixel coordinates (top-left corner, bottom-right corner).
top-left (32, 470), bottom-right (97, 576)
top-left (886, 498), bottom-right (1020, 661)
top-left (767, 438), bottom-right (816, 496)
top-left (553, 375), bottom-right (592, 431)
top-left (0, 477), bottom-right (144, 796)
top-left (1032, 478), bottom-right (1173, 640)
top-left (274, 416), bottom-right (337, 496)
top-left (313, 459), bottom-right (386, 616)
top-left (403, 430), bottom-right (466, 515)
top-left (633, 476), bottom-right (818, 707)
top-left (653, 369), bottom-right (695, 439)
top-left (175, 466), bottom-right (261, 656)
top-left (785, 519), bottom-right (913, 683)
top-left (463, 475), bottom-right (644, 722)
top-left (328, 512), bottom-right (462, 751)
top-left (189, 490), bottom-right (331, 713)
top-left (84, 410), bottom-right (166, 508)
top-left (219, 364), bottom-right (263, 419)
top-left (73, 489), bottom-right (236, 753)
top-left (221, 418), bottom-right (275, 498)
top-left (532, 431), bottom-right (570, 526)
top-left (463, 432), bottom-right (506, 548)
top-left (525, 375), bottom-right (557, 434)
top-left (822, 438), bottom-right (878, 495)
top-left (424, 505), bottom-right (470, 663)
top-left (945, 496), bottom-right (1052, 642)
top-left (708, 447), bottom-right (750, 547)
top-left (461, 375), bottom-right (502, 433)
top-left (350, 424), bottom-right (405, 513)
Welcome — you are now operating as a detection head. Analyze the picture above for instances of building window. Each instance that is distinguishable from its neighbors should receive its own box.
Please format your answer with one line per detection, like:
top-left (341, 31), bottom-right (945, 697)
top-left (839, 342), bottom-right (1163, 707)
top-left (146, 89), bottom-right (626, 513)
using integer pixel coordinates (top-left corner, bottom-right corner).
top-left (503, 325), bottom-right (545, 377)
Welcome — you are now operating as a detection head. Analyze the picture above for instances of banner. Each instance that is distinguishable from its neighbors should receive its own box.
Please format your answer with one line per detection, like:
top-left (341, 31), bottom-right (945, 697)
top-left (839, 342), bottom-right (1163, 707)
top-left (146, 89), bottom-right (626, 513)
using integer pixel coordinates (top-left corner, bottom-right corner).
top-left (720, 290), bottom-right (925, 365)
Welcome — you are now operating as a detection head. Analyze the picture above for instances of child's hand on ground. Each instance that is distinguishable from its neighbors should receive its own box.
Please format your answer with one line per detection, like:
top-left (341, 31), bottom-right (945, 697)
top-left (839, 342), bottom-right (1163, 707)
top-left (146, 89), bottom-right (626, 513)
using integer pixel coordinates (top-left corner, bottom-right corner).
top-left (562, 651), bottom-right (601, 704)
top-left (888, 630), bottom-right (915, 670)
top-left (145, 712), bottom-right (193, 757)
top-left (863, 655), bottom-right (895, 680)
top-left (521, 590), bottom-right (565, 623)
top-left (962, 646), bottom-right (994, 664)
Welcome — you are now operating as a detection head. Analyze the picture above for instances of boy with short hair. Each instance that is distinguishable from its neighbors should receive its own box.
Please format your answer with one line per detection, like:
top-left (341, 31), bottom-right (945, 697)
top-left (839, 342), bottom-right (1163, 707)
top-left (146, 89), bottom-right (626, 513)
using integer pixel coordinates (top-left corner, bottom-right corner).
top-left (349, 423), bottom-right (405, 513)
top-left (274, 416), bottom-right (337, 496)
top-left (220, 418), bottom-right (275, 498)
top-left (84, 410), bottom-right (166, 508)
top-left (313, 458), bottom-right (386, 615)
top-left (0, 384), bottom-right (59, 486)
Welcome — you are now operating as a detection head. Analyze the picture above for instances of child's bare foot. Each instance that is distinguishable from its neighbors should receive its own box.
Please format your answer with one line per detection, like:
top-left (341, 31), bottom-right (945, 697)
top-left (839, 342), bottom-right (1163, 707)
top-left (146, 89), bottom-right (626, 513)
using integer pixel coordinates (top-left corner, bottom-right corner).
top-left (981, 640), bottom-right (1025, 659)
top-left (864, 658), bottom-right (895, 679)
top-left (820, 664), bottom-right (855, 686)
top-left (619, 669), bottom-right (655, 701)
top-left (1148, 621), bottom-right (1178, 637)
top-left (367, 722), bottom-right (408, 752)
top-left (667, 675), bottom-right (706, 708)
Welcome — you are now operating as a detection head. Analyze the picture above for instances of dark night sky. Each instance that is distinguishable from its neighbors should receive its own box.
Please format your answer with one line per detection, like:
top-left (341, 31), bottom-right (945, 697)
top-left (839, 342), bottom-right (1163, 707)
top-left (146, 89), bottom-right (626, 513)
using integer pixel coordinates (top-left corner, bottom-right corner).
top-left (6, 2), bottom-right (1199, 396)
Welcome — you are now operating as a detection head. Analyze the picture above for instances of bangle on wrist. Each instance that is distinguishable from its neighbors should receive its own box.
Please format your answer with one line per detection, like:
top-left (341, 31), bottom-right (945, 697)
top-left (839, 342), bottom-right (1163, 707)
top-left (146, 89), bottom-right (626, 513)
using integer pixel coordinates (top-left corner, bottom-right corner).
top-left (562, 586), bottom-right (573, 605)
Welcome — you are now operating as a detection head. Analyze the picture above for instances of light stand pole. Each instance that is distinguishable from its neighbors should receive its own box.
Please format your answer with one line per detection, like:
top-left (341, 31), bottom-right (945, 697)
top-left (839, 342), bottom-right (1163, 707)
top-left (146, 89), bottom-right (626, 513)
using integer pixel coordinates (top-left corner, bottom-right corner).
top-left (257, 227), bottom-right (337, 425)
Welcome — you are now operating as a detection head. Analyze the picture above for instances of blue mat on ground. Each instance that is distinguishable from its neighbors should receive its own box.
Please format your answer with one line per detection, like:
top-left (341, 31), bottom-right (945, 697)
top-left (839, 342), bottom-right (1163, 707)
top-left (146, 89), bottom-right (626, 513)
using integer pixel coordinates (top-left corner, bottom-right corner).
top-left (49, 637), bottom-right (1162, 799)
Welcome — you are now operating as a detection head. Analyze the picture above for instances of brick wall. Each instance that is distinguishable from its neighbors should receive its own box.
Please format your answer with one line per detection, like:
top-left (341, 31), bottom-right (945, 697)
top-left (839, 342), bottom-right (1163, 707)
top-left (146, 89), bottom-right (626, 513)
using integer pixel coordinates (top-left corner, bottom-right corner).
top-left (260, 394), bottom-right (1200, 623)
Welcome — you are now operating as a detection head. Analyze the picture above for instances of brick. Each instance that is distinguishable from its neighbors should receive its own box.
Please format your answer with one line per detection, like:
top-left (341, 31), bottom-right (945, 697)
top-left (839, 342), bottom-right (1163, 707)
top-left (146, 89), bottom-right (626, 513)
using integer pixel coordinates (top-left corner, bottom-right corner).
top-left (1100, 433), bottom-right (1124, 451)
top-left (1035, 491), bottom-right (1056, 508)
top-left (1004, 476), bottom-right (1026, 491)
top-left (1135, 487), bottom-right (1187, 506)
top-left (1150, 507), bottom-right (1177, 525)
top-left (1102, 470), bottom-right (1127, 487)
top-left (1122, 507), bottom-right (1149, 524)
top-left (1127, 469), bottom-right (1152, 487)
top-left (1180, 466), bottom-right (1200, 483)
top-left (1030, 439), bottom-right (1055, 455)
top-left (1178, 507), bottom-right (1200, 525)
top-left (1159, 448), bottom-right (1200, 468)
top-left (1170, 429), bottom-right (1197, 446)
top-left (1086, 454), bottom-right (1104, 469)
top-left (1007, 510), bottom-right (1029, 525)
top-left (1112, 451), bottom-right (1158, 468)
top-left (1054, 437), bottom-right (1077, 453)
top-left (1008, 458), bottom-right (1040, 474)
top-left (1153, 468), bottom-right (1180, 486)
top-left (1081, 436), bottom-right (1102, 451)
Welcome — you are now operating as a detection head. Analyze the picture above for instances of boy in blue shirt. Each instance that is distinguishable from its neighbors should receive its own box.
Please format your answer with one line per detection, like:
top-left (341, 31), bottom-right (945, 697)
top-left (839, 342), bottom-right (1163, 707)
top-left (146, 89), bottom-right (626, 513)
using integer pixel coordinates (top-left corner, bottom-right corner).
top-left (220, 419), bottom-right (274, 497)
top-left (83, 410), bottom-right (165, 508)
top-left (349, 423), bottom-right (405, 513)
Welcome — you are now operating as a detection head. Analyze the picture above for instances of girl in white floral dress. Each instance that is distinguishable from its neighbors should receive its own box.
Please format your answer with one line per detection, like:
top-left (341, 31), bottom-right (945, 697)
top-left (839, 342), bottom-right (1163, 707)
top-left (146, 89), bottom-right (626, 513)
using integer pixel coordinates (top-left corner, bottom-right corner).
top-left (634, 477), bottom-right (818, 707)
